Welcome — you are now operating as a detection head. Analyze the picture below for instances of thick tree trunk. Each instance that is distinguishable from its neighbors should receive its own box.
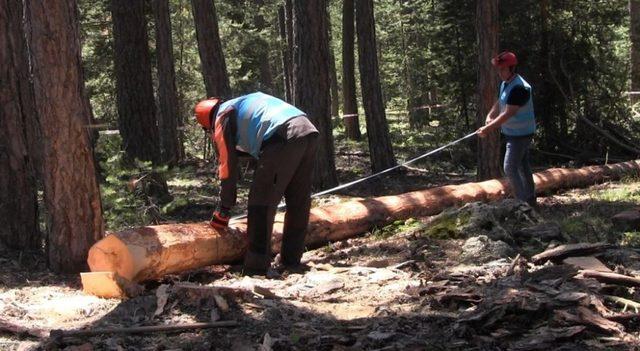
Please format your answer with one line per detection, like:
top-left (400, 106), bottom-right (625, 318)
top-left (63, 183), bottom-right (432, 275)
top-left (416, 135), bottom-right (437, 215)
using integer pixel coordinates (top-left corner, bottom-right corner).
top-left (278, 6), bottom-right (292, 102)
top-left (87, 160), bottom-right (640, 284)
top-left (631, 0), bottom-right (640, 103)
top-left (341, 0), bottom-right (361, 140)
top-left (152, 0), bottom-right (183, 165)
top-left (0, 0), bottom-right (40, 250)
top-left (111, 0), bottom-right (161, 164)
top-left (191, 0), bottom-right (231, 98)
top-left (293, 0), bottom-right (338, 189)
top-left (475, 0), bottom-right (501, 180)
top-left (26, 0), bottom-right (104, 272)
top-left (355, 0), bottom-right (396, 172)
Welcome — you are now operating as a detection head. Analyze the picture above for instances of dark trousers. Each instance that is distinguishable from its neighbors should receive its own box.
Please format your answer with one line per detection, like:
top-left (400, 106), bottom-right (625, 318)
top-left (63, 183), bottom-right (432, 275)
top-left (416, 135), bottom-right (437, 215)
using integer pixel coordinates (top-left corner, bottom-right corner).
top-left (244, 133), bottom-right (318, 271)
top-left (504, 135), bottom-right (536, 206)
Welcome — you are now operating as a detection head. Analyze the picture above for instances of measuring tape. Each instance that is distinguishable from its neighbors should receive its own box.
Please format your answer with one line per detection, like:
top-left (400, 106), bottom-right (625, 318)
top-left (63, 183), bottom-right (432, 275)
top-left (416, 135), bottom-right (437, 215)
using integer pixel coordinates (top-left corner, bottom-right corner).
top-left (230, 131), bottom-right (478, 220)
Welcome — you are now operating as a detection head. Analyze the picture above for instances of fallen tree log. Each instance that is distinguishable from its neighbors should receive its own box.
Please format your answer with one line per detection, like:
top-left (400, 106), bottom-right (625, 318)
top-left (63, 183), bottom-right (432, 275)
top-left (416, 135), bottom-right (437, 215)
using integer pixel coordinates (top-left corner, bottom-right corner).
top-left (87, 160), bottom-right (640, 284)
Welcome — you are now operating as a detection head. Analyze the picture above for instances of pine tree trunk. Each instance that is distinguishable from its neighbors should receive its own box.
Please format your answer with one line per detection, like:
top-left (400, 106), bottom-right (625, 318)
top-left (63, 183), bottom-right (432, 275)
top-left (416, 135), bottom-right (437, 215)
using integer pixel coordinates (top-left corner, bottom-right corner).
top-left (191, 0), bottom-right (231, 98)
top-left (285, 0), bottom-right (294, 100)
top-left (26, 0), bottom-right (104, 272)
top-left (293, 0), bottom-right (338, 189)
top-left (327, 11), bottom-right (340, 119)
top-left (355, 0), bottom-right (396, 172)
top-left (278, 6), bottom-right (293, 102)
top-left (454, 24), bottom-right (470, 131)
top-left (475, 0), bottom-right (501, 180)
top-left (630, 0), bottom-right (640, 103)
top-left (252, 0), bottom-right (274, 94)
top-left (341, 0), bottom-right (361, 140)
top-left (0, 0), bottom-right (40, 250)
top-left (111, 0), bottom-right (161, 164)
top-left (152, 0), bottom-right (183, 165)
top-left (329, 45), bottom-right (340, 119)
top-left (537, 0), bottom-right (558, 151)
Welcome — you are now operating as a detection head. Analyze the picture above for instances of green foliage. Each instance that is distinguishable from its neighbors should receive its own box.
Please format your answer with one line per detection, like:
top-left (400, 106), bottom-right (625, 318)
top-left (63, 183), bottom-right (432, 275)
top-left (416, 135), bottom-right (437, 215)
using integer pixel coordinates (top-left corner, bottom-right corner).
top-left (622, 231), bottom-right (640, 247)
top-left (76, 0), bottom-right (640, 230)
top-left (79, 0), bottom-right (635, 160)
top-left (96, 136), bottom-right (151, 231)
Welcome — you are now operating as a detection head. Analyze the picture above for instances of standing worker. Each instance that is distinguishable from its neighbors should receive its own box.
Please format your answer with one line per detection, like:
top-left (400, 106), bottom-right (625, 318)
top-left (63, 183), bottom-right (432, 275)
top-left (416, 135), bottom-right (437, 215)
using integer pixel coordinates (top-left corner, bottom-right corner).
top-left (477, 51), bottom-right (537, 207)
top-left (194, 92), bottom-right (318, 276)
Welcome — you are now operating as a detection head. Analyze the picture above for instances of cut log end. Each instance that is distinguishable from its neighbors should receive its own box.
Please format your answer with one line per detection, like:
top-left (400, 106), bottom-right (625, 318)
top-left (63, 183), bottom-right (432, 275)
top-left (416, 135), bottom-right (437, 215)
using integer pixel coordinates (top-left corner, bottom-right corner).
top-left (87, 234), bottom-right (135, 281)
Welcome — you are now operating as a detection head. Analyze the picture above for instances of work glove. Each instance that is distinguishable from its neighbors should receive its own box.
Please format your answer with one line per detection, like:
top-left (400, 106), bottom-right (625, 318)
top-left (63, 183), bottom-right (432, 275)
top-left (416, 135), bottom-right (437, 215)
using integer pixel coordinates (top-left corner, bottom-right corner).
top-left (210, 205), bottom-right (231, 229)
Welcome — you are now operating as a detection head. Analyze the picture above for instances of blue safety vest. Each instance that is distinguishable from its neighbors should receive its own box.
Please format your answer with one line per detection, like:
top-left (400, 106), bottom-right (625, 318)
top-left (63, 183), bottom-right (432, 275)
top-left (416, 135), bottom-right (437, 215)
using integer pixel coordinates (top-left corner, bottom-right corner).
top-left (216, 92), bottom-right (306, 158)
top-left (499, 75), bottom-right (536, 136)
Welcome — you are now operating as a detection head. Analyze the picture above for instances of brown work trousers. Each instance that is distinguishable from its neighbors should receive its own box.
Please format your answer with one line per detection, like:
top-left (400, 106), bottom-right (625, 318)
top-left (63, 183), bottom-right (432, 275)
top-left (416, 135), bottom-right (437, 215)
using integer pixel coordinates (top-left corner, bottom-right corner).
top-left (244, 133), bottom-right (318, 272)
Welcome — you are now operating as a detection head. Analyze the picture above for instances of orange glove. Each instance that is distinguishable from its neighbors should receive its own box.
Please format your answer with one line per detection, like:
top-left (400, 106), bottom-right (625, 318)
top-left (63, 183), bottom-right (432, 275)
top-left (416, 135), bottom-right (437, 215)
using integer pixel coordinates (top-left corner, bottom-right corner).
top-left (210, 206), bottom-right (230, 229)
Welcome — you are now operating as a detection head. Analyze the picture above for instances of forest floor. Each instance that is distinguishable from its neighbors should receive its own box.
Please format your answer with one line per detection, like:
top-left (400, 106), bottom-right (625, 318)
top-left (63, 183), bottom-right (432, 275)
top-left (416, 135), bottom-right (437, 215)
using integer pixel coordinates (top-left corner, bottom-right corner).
top-left (3, 179), bottom-right (640, 350)
top-left (3, 118), bottom-right (640, 350)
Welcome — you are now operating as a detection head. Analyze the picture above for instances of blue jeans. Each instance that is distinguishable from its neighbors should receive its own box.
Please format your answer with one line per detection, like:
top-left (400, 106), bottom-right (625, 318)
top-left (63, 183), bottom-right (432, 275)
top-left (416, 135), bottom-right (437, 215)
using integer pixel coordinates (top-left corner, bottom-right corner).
top-left (504, 135), bottom-right (536, 205)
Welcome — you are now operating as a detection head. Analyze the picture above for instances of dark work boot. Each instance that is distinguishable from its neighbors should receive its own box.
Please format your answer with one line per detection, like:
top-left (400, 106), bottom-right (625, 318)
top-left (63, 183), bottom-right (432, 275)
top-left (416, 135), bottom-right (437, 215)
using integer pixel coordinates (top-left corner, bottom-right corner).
top-left (280, 228), bottom-right (307, 267)
top-left (243, 250), bottom-right (271, 276)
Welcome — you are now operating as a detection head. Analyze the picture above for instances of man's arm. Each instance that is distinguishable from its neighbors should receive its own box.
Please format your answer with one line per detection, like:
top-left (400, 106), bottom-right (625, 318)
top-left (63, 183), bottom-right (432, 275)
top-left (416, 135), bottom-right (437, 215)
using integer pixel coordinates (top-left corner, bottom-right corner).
top-left (486, 100), bottom-right (500, 123)
top-left (210, 108), bottom-right (238, 227)
top-left (477, 104), bottom-right (520, 137)
top-left (478, 85), bottom-right (529, 137)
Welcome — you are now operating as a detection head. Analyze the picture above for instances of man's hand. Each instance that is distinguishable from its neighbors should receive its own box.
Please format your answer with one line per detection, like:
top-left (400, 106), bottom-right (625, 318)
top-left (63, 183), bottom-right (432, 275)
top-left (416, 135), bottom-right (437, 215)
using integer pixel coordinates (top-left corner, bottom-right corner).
top-left (210, 205), bottom-right (231, 230)
top-left (477, 125), bottom-right (490, 138)
top-left (485, 114), bottom-right (493, 125)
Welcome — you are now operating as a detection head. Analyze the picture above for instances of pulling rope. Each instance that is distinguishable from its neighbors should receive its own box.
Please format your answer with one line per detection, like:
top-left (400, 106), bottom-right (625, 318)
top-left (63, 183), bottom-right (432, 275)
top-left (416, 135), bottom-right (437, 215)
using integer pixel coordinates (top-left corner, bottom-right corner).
top-left (230, 131), bottom-right (477, 220)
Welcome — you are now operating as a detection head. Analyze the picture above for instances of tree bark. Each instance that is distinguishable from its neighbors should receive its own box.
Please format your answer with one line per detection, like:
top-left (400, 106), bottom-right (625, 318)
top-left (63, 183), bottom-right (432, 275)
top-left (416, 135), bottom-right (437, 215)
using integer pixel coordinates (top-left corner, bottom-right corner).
top-left (537, 0), bottom-right (558, 150)
top-left (293, 0), bottom-right (338, 188)
top-left (26, 0), bottom-right (104, 272)
top-left (111, 0), bottom-right (161, 164)
top-left (152, 0), bottom-right (183, 165)
top-left (191, 0), bottom-right (231, 98)
top-left (0, 0), bottom-right (40, 250)
top-left (355, 0), bottom-right (396, 172)
top-left (329, 42), bottom-right (340, 119)
top-left (475, 0), bottom-right (501, 180)
top-left (341, 0), bottom-right (361, 140)
top-left (327, 12), bottom-right (340, 119)
top-left (285, 0), bottom-right (294, 100)
top-left (631, 0), bottom-right (640, 103)
top-left (278, 6), bottom-right (293, 102)
top-left (87, 159), bottom-right (640, 284)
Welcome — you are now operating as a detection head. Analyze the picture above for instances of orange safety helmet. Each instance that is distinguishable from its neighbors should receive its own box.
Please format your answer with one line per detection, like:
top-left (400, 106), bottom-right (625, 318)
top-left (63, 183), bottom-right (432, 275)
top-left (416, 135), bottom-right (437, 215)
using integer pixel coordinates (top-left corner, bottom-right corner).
top-left (491, 51), bottom-right (518, 68)
top-left (194, 98), bottom-right (222, 130)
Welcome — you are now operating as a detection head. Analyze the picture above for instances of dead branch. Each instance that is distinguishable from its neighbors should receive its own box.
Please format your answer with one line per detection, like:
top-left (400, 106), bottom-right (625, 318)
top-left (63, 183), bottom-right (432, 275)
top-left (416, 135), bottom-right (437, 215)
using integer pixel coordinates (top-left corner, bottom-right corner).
top-left (581, 270), bottom-right (640, 287)
top-left (531, 243), bottom-right (611, 264)
top-left (0, 317), bottom-right (49, 339)
top-left (49, 320), bottom-right (238, 339)
top-left (578, 116), bottom-right (640, 155)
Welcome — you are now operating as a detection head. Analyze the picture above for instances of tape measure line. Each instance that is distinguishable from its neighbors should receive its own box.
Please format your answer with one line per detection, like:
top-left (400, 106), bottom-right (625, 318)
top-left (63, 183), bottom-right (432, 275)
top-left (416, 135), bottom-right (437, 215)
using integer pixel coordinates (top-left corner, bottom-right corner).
top-left (230, 131), bottom-right (478, 220)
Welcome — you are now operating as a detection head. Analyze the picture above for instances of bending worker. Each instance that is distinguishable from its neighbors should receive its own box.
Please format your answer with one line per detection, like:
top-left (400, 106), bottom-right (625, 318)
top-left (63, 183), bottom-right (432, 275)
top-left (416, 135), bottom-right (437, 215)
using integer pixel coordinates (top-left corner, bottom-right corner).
top-left (477, 51), bottom-right (536, 207)
top-left (194, 92), bottom-right (318, 276)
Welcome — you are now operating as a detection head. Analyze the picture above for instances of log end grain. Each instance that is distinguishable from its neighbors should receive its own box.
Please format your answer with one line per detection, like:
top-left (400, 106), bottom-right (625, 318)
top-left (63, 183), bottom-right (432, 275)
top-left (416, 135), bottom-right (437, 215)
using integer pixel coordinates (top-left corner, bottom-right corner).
top-left (87, 233), bottom-right (135, 281)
